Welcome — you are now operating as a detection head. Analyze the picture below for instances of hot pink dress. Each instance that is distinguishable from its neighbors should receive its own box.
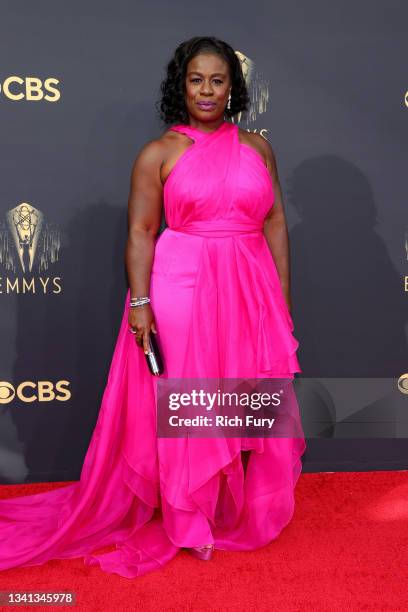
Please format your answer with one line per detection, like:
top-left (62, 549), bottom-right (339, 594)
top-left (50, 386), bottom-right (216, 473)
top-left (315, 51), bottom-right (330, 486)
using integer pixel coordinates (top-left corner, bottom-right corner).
top-left (0, 120), bottom-right (306, 578)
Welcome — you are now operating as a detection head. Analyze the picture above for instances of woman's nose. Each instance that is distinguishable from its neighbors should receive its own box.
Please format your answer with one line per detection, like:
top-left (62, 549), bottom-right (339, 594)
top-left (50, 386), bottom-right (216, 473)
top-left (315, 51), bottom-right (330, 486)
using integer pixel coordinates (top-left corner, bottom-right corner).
top-left (200, 82), bottom-right (213, 94)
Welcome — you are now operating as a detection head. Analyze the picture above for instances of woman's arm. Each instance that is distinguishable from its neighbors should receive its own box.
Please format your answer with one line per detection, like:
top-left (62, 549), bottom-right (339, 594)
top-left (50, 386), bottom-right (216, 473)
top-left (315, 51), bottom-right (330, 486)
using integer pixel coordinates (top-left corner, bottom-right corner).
top-left (259, 138), bottom-right (293, 312)
top-left (125, 139), bottom-right (164, 352)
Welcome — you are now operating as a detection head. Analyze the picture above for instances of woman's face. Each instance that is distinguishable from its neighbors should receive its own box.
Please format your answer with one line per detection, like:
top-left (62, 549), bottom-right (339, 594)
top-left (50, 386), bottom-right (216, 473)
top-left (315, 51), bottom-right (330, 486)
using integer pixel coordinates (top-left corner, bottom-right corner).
top-left (184, 52), bottom-right (231, 123)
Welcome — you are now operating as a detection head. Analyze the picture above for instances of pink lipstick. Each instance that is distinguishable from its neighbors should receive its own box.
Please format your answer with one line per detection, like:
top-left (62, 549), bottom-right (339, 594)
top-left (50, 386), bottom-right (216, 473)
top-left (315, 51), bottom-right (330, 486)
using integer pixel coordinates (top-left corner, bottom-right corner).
top-left (197, 102), bottom-right (216, 111)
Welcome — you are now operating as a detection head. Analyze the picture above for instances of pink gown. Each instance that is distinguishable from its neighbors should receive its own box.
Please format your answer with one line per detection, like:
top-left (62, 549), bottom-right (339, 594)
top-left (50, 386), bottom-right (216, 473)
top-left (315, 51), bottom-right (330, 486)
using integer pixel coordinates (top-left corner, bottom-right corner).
top-left (0, 120), bottom-right (306, 578)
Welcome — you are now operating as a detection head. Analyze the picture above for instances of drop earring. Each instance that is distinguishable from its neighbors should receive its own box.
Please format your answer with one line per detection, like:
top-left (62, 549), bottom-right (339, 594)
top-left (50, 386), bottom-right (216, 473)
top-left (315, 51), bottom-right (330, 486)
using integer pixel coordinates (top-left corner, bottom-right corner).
top-left (226, 91), bottom-right (231, 110)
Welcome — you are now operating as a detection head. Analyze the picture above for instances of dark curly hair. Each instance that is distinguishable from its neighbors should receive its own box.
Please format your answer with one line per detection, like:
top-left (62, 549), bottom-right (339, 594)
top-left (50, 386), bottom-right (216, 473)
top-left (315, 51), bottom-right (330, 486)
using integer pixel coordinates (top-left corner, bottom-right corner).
top-left (156, 36), bottom-right (250, 125)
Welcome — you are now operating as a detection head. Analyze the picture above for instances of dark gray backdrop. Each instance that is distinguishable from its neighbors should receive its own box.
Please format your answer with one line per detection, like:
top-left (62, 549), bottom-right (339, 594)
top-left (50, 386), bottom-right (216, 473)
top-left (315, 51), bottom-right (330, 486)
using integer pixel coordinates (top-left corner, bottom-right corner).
top-left (0, 0), bottom-right (407, 483)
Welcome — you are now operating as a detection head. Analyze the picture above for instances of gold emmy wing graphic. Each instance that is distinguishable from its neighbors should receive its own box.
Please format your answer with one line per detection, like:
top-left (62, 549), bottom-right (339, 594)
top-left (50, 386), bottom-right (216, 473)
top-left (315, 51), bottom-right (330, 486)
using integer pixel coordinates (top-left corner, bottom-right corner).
top-left (6, 202), bottom-right (43, 274)
top-left (0, 202), bottom-right (61, 274)
top-left (235, 50), bottom-right (270, 124)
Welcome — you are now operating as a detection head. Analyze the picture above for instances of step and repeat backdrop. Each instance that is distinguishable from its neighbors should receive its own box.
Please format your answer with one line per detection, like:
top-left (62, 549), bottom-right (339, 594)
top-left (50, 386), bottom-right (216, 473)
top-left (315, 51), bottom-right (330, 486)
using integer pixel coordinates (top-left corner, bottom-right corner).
top-left (0, 1), bottom-right (407, 482)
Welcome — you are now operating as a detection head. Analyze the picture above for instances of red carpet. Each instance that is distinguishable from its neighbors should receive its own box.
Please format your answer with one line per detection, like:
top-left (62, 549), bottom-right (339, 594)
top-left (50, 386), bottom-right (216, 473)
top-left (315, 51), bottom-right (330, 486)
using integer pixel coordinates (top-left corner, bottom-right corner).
top-left (1, 471), bottom-right (407, 611)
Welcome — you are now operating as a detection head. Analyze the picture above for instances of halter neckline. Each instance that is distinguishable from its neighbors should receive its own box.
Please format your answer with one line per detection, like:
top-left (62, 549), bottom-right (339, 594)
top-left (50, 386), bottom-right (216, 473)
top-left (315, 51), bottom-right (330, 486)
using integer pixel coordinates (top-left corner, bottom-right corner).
top-left (171, 120), bottom-right (230, 136)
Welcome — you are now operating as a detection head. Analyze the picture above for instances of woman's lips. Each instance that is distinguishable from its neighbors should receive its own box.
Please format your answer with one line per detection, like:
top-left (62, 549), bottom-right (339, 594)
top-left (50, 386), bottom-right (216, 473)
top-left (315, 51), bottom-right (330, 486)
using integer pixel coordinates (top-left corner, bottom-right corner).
top-left (197, 102), bottom-right (216, 110)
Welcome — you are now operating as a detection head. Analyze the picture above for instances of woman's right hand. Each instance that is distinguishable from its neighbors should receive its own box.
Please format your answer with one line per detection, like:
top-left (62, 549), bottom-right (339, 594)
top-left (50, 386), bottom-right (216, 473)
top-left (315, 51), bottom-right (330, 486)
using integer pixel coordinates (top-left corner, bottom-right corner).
top-left (128, 304), bottom-right (157, 353)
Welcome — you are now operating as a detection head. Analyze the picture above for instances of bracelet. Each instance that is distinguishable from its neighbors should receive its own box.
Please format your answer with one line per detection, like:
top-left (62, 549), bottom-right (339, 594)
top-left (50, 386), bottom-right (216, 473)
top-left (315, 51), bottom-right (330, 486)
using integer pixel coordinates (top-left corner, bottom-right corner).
top-left (130, 296), bottom-right (150, 307)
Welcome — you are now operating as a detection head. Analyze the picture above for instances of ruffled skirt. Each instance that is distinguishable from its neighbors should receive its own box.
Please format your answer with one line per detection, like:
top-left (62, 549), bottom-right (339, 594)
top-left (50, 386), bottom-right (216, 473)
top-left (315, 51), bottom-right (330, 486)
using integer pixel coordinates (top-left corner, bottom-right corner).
top-left (0, 228), bottom-right (306, 578)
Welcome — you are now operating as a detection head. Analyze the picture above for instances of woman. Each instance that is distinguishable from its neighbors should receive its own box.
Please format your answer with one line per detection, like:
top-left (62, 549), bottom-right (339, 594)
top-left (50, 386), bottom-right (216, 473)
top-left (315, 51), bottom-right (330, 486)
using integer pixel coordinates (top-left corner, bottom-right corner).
top-left (0, 36), bottom-right (305, 579)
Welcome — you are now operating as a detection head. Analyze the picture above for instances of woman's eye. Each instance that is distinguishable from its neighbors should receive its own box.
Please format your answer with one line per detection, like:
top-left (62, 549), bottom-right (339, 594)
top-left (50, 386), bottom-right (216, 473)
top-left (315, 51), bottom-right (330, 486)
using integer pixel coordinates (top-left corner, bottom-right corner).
top-left (191, 78), bottom-right (224, 84)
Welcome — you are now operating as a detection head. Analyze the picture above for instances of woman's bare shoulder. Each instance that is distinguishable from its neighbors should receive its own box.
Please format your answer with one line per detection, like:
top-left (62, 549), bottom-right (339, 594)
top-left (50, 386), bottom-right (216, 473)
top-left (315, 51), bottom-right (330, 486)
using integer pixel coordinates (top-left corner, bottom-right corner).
top-left (239, 126), bottom-right (274, 152)
top-left (132, 128), bottom-right (181, 167)
top-left (238, 127), bottom-right (277, 171)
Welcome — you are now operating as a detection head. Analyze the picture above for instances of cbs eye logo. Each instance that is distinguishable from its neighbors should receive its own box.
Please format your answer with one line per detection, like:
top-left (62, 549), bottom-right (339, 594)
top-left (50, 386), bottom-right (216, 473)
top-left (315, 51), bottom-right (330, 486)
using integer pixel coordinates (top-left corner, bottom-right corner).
top-left (397, 374), bottom-right (408, 395)
top-left (0, 380), bottom-right (71, 403)
top-left (0, 77), bottom-right (60, 102)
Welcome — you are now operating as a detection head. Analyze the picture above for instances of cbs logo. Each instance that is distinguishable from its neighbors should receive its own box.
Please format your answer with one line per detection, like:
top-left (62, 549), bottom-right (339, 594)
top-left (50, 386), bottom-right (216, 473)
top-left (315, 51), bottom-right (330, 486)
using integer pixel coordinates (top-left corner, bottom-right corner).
top-left (0, 77), bottom-right (60, 102)
top-left (397, 374), bottom-right (408, 395)
top-left (0, 380), bottom-right (71, 404)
